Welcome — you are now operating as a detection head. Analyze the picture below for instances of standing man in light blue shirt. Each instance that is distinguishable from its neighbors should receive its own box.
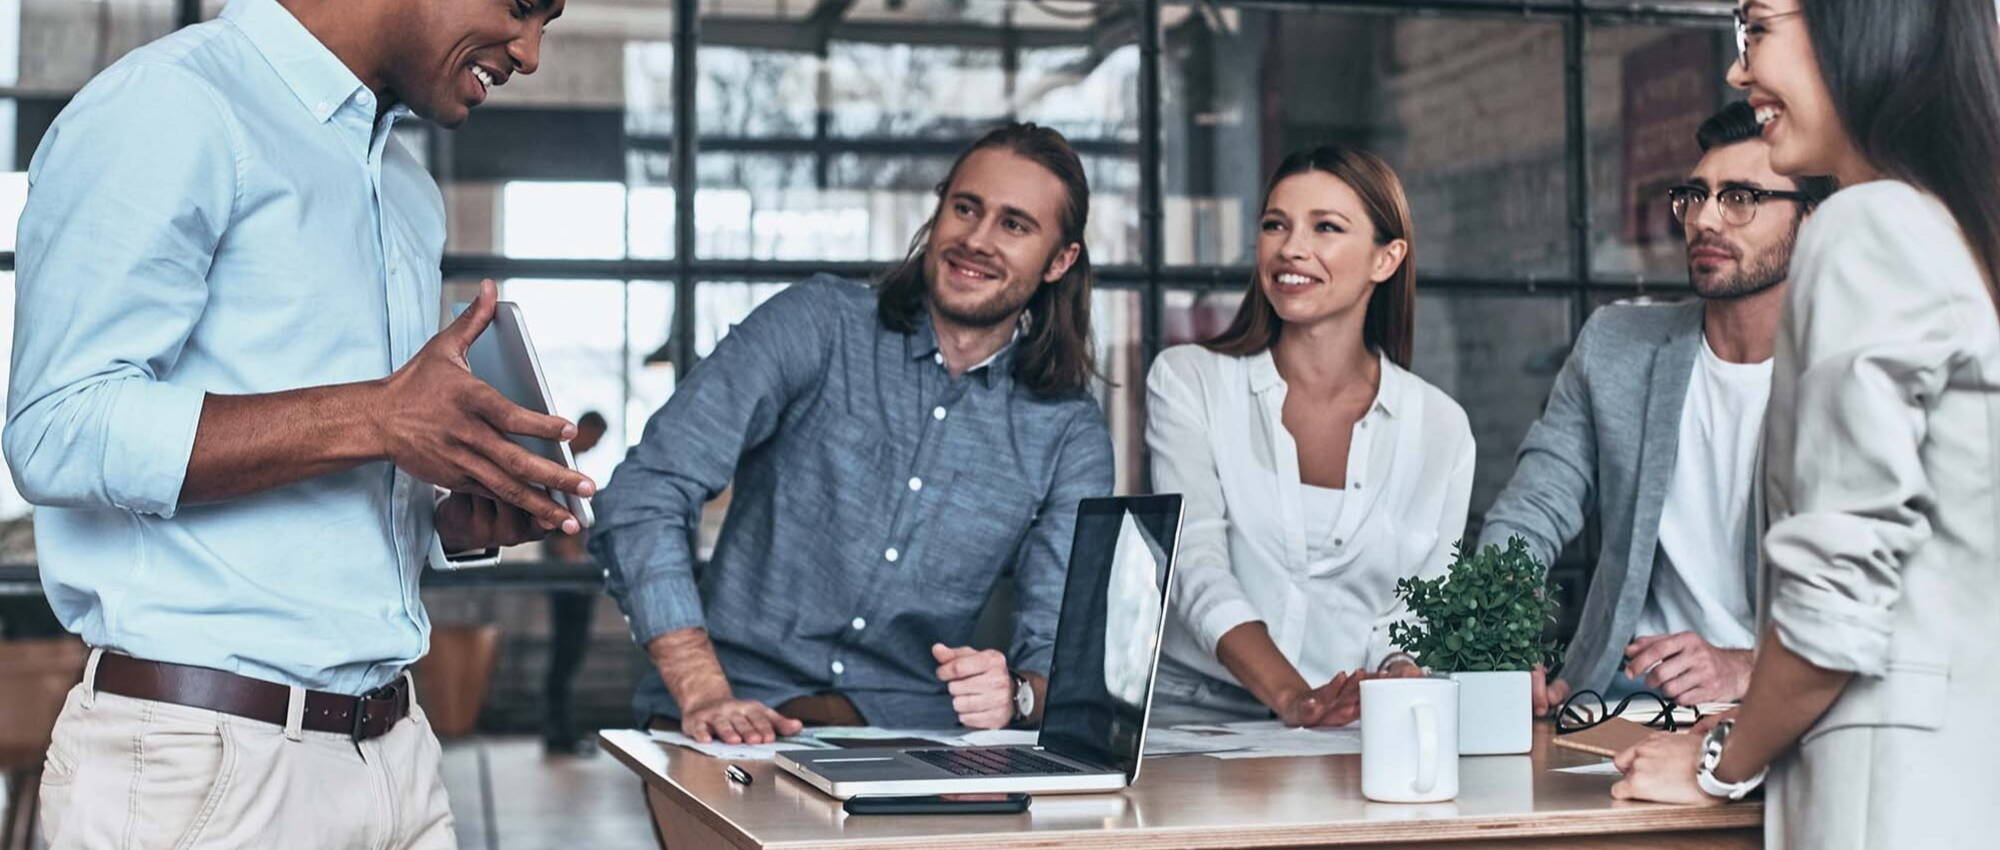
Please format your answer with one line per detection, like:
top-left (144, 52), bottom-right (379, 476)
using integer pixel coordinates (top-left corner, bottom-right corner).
top-left (6, 0), bottom-right (583, 846)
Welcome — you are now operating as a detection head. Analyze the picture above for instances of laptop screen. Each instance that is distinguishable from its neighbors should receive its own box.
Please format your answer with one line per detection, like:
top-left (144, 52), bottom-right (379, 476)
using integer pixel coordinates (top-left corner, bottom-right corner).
top-left (1036, 495), bottom-right (1182, 779)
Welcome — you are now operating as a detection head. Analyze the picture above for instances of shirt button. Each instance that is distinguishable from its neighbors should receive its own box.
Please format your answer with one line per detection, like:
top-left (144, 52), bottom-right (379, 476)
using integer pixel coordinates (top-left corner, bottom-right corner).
top-left (933, 352), bottom-right (944, 365)
top-left (908, 477), bottom-right (923, 492)
top-left (1335, 538), bottom-right (1345, 547)
top-left (933, 406), bottom-right (947, 421)
top-left (315, 100), bottom-right (331, 112)
top-left (831, 660), bottom-right (845, 676)
top-left (885, 547), bottom-right (900, 563)
top-left (1353, 482), bottom-right (1363, 490)
top-left (851, 617), bottom-right (867, 631)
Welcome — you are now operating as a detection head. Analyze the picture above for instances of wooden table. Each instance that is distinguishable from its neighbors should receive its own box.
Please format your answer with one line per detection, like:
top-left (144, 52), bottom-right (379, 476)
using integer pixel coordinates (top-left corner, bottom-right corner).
top-left (599, 722), bottom-right (1760, 849)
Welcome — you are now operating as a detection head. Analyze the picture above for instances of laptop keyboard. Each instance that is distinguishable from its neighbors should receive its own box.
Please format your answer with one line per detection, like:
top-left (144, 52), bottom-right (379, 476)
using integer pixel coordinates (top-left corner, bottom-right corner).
top-left (906, 747), bottom-right (1086, 777)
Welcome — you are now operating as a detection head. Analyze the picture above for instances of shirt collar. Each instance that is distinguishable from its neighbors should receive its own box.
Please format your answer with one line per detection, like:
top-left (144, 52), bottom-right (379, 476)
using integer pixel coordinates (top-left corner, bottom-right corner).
top-left (1249, 347), bottom-right (1404, 419)
top-left (906, 306), bottom-right (1024, 387)
top-left (225, 0), bottom-right (385, 125)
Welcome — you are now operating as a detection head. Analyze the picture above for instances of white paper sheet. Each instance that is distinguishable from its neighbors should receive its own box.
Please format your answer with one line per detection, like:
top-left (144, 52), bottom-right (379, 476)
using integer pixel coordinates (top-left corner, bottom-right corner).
top-left (645, 728), bottom-right (829, 761)
top-left (1147, 720), bottom-right (1365, 759)
top-left (1552, 761), bottom-right (1624, 776)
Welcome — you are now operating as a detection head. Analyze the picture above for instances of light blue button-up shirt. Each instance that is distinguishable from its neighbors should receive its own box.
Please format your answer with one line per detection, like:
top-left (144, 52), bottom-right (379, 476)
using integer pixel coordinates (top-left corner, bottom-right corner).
top-left (5, 0), bottom-right (446, 695)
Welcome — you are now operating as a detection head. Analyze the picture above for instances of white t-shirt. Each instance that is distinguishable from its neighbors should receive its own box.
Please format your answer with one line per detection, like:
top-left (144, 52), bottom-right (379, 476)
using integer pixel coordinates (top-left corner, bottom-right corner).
top-left (1636, 334), bottom-right (1767, 649)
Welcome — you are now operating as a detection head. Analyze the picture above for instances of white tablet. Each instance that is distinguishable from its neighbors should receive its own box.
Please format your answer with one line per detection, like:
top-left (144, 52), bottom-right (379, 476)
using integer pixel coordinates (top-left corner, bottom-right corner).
top-left (459, 300), bottom-right (595, 528)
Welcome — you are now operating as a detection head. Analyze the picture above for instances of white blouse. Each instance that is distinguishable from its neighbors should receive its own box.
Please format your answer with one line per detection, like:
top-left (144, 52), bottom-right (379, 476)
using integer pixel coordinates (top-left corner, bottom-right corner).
top-left (1146, 344), bottom-right (1477, 688)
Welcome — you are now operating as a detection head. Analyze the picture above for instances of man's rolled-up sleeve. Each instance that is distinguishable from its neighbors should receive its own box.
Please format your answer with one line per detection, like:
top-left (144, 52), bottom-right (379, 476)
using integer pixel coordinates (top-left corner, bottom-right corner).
top-left (590, 282), bottom-right (834, 647)
top-left (3, 65), bottom-right (237, 518)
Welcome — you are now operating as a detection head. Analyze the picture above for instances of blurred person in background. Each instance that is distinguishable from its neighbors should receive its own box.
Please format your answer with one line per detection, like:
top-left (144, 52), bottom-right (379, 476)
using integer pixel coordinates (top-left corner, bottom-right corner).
top-left (543, 410), bottom-right (607, 756)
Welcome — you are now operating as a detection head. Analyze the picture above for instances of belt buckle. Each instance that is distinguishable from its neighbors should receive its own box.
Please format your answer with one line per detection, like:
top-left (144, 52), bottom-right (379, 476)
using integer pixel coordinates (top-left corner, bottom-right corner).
top-left (349, 679), bottom-right (403, 743)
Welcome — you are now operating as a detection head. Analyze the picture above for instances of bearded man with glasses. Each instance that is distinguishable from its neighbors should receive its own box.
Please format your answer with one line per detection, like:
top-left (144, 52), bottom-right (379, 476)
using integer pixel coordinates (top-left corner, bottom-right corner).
top-left (1477, 101), bottom-right (1834, 717)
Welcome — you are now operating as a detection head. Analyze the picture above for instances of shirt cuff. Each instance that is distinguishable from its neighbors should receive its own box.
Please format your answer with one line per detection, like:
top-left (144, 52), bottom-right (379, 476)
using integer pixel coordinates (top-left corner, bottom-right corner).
top-left (1768, 587), bottom-right (1894, 676)
top-left (1194, 599), bottom-right (1262, 658)
top-left (427, 535), bottom-right (500, 570)
top-left (620, 569), bottom-right (707, 647)
top-left (104, 379), bottom-right (205, 518)
top-left (1011, 643), bottom-right (1055, 679)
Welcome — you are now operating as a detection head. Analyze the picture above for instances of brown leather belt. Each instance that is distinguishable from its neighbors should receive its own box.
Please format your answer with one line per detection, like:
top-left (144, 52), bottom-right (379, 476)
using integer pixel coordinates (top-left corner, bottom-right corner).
top-left (91, 652), bottom-right (411, 741)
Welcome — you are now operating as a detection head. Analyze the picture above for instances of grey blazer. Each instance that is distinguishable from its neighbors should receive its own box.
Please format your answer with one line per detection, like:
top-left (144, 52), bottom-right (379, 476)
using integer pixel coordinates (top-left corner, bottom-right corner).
top-left (1475, 301), bottom-right (1758, 693)
top-left (1758, 182), bottom-right (2000, 849)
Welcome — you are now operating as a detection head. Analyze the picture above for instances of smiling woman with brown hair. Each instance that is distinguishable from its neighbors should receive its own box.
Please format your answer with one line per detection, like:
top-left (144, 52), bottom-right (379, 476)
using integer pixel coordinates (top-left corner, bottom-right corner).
top-left (1144, 145), bottom-right (1475, 728)
top-left (1612, 1), bottom-right (2000, 846)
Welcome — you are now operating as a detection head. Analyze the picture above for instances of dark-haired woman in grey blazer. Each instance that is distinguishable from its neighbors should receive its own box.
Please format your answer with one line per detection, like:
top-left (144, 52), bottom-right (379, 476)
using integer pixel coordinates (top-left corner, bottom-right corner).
top-left (1613, 1), bottom-right (2000, 848)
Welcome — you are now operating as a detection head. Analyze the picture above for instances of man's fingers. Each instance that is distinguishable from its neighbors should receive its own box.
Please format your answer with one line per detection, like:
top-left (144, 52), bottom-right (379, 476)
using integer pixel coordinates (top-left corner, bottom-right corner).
top-left (442, 279), bottom-right (499, 353)
top-left (946, 674), bottom-right (1005, 696)
top-left (470, 426), bottom-right (593, 496)
top-left (1610, 778), bottom-right (1635, 800)
top-left (458, 450), bottom-right (577, 532)
top-left (1543, 680), bottom-right (1572, 717)
top-left (1646, 653), bottom-right (1699, 691)
top-left (953, 692), bottom-right (1008, 714)
top-left (931, 643), bottom-right (975, 665)
top-left (684, 716), bottom-right (715, 744)
top-left (1626, 636), bottom-right (1688, 679)
top-left (743, 709), bottom-right (777, 743)
top-left (935, 650), bottom-right (1003, 682)
top-left (471, 384), bottom-right (580, 445)
top-left (767, 709), bottom-right (804, 737)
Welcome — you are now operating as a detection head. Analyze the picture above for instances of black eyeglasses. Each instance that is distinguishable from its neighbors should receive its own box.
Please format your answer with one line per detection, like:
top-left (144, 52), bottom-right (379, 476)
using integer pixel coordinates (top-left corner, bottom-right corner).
top-left (1734, 7), bottom-right (1803, 68)
top-left (1555, 689), bottom-right (1700, 735)
top-left (1667, 184), bottom-right (1813, 227)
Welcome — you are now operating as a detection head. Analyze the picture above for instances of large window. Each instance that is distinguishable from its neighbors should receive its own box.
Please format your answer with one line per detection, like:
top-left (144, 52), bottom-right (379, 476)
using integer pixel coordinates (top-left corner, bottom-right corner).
top-left (0, 0), bottom-right (1741, 575)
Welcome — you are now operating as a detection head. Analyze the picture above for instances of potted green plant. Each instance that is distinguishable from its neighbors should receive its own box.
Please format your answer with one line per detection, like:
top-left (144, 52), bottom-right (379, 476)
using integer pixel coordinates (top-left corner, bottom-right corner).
top-left (1389, 536), bottom-right (1559, 755)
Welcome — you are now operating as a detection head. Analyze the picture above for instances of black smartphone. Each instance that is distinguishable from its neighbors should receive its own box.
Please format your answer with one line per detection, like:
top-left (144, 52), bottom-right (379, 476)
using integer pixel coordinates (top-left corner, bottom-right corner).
top-left (842, 793), bottom-right (1031, 815)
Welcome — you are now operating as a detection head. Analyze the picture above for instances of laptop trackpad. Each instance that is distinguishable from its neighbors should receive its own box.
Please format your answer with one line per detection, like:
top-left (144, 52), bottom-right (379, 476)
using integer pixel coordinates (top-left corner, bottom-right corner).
top-left (800, 750), bottom-right (947, 781)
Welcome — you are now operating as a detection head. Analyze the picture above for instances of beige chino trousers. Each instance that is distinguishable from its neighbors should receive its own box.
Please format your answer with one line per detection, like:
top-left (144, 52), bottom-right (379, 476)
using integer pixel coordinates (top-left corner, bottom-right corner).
top-left (38, 654), bottom-right (456, 849)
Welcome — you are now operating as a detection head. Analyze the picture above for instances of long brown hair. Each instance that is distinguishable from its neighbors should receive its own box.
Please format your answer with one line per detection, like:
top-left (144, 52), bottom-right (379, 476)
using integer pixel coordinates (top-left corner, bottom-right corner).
top-left (875, 122), bottom-right (1100, 397)
top-left (1802, 0), bottom-right (2000, 309)
top-left (1203, 144), bottom-right (1417, 368)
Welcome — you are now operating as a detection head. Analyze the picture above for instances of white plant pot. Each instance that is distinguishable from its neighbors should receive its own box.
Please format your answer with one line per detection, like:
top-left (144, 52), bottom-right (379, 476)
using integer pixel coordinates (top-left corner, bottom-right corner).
top-left (1448, 670), bottom-right (1532, 755)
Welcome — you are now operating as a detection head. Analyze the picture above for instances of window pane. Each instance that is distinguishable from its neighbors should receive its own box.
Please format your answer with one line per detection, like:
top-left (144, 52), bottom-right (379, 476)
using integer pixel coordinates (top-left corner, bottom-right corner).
top-left (441, 278), bottom-right (676, 493)
top-left (1161, 6), bottom-right (1570, 278)
top-left (433, 2), bottom-right (675, 259)
top-left (0, 271), bottom-right (29, 532)
top-left (1588, 24), bottom-right (1733, 281)
top-left (693, 281), bottom-right (793, 359)
top-left (14, 0), bottom-right (177, 92)
top-left (696, 0), bottom-right (1139, 263)
top-left (1161, 288), bottom-right (1245, 349)
top-left (1092, 287), bottom-right (1144, 495)
top-left (1410, 293), bottom-right (1573, 519)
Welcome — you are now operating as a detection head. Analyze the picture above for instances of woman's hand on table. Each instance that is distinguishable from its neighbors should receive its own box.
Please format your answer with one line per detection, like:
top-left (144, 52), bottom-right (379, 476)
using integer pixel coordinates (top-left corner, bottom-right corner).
top-left (1610, 731), bottom-right (1725, 806)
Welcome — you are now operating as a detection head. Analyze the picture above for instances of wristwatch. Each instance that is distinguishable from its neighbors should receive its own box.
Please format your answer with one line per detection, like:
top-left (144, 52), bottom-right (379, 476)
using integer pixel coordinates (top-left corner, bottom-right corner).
top-left (1695, 719), bottom-right (1768, 801)
top-left (1011, 671), bottom-right (1035, 724)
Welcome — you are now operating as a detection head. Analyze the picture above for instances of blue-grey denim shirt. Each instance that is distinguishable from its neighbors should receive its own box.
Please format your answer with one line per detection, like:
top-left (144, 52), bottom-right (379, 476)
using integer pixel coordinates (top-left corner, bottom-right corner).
top-left (592, 276), bottom-right (1114, 728)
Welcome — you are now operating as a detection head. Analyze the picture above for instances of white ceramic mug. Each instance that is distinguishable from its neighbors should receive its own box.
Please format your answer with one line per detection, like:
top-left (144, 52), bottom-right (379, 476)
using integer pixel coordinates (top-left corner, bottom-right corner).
top-left (1361, 677), bottom-right (1460, 803)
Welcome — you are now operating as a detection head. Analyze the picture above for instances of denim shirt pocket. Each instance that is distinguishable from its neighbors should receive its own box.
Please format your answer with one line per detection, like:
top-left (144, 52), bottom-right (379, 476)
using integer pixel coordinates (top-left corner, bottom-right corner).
top-left (917, 469), bottom-right (1039, 603)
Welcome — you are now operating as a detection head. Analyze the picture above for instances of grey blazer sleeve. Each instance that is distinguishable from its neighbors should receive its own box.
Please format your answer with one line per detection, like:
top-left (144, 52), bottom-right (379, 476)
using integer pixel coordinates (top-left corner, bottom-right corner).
top-left (1476, 318), bottom-right (1601, 570)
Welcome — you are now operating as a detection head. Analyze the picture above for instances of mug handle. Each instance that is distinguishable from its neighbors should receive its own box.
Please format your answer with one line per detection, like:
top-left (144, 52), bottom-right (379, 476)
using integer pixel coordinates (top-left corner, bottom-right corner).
top-left (1412, 701), bottom-right (1438, 794)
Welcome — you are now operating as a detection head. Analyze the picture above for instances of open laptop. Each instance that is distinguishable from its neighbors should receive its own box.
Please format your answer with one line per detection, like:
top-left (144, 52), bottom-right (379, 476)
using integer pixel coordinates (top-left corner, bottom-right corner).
top-left (776, 494), bottom-right (1183, 798)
